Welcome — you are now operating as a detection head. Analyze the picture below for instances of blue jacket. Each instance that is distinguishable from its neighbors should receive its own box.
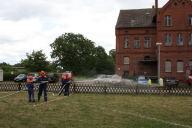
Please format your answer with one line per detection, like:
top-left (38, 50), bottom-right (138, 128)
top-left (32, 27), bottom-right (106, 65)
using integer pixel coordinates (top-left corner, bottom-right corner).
top-left (27, 80), bottom-right (34, 88)
top-left (37, 75), bottom-right (48, 85)
top-left (62, 78), bottom-right (70, 85)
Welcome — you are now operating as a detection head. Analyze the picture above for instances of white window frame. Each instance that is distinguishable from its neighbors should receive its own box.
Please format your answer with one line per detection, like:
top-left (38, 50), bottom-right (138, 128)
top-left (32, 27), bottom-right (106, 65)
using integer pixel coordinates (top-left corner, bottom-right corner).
top-left (177, 34), bottom-right (183, 45)
top-left (134, 37), bottom-right (140, 48)
top-left (165, 34), bottom-right (171, 46)
top-left (124, 57), bottom-right (129, 64)
top-left (189, 14), bottom-right (192, 25)
top-left (165, 60), bottom-right (171, 72)
top-left (165, 15), bottom-right (171, 26)
top-left (189, 34), bottom-right (192, 45)
top-left (124, 38), bottom-right (129, 48)
top-left (144, 37), bottom-right (150, 48)
top-left (177, 60), bottom-right (183, 72)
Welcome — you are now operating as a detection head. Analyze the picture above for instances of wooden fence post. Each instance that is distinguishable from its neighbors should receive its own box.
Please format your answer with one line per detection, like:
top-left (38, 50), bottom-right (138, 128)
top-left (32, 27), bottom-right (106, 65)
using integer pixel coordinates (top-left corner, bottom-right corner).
top-left (18, 82), bottom-right (21, 91)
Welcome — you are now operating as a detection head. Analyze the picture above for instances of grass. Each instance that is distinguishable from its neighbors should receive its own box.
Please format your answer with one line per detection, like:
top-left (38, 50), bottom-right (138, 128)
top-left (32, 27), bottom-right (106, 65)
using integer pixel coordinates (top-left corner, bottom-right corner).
top-left (0, 91), bottom-right (192, 128)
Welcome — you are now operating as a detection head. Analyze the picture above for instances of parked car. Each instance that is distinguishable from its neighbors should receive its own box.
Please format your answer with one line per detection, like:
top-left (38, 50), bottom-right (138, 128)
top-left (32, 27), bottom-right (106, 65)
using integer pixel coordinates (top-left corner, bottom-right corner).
top-left (135, 75), bottom-right (149, 87)
top-left (109, 75), bottom-right (125, 86)
top-left (14, 74), bottom-right (27, 82)
top-left (94, 75), bottom-right (112, 84)
top-left (27, 73), bottom-right (39, 82)
top-left (163, 76), bottom-right (179, 87)
top-left (47, 73), bottom-right (59, 83)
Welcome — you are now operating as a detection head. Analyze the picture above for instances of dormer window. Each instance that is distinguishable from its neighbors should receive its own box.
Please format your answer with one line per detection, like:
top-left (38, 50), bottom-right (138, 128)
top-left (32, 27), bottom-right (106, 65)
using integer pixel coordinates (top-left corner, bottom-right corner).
top-left (165, 15), bottom-right (171, 26)
top-left (189, 15), bottom-right (192, 25)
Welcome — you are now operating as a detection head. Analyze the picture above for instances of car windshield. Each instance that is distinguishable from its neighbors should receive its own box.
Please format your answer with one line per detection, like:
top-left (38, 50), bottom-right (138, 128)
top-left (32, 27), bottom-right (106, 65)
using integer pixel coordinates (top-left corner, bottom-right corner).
top-left (138, 76), bottom-right (148, 80)
top-left (28, 74), bottom-right (35, 77)
top-left (97, 75), bottom-right (105, 78)
top-left (106, 75), bottom-right (112, 78)
top-left (18, 74), bottom-right (25, 77)
top-left (111, 75), bottom-right (121, 79)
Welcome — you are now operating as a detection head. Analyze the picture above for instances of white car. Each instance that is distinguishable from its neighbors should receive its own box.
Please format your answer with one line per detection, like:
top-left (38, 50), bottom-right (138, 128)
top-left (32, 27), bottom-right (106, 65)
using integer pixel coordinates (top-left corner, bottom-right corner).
top-left (94, 75), bottom-right (112, 84)
top-left (27, 73), bottom-right (39, 82)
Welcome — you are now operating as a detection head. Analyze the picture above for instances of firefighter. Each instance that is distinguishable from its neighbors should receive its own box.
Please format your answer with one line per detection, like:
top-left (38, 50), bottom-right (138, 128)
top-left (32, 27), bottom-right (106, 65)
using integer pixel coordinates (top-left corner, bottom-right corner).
top-left (37, 71), bottom-right (48, 102)
top-left (59, 73), bottom-right (70, 96)
top-left (27, 76), bottom-right (35, 102)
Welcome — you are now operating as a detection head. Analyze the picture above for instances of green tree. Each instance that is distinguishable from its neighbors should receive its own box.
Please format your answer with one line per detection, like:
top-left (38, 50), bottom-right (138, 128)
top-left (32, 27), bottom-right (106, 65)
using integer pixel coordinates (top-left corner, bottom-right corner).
top-left (12, 63), bottom-right (23, 67)
top-left (109, 49), bottom-right (116, 61)
top-left (21, 50), bottom-right (51, 72)
top-left (50, 33), bottom-right (96, 75)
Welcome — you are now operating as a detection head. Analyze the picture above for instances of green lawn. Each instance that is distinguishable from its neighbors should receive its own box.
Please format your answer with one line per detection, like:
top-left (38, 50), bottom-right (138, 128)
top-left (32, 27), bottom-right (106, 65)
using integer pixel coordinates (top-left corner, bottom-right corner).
top-left (0, 91), bottom-right (192, 128)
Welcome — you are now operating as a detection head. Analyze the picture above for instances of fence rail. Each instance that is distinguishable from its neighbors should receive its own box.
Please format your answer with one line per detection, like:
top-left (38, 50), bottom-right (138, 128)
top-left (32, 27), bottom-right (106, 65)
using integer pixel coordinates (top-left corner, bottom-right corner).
top-left (0, 82), bottom-right (191, 96)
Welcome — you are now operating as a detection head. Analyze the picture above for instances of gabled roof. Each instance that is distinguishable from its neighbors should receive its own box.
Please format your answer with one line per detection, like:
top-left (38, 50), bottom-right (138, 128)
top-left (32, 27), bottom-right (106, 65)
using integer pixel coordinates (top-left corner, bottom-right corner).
top-left (115, 8), bottom-right (161, 29)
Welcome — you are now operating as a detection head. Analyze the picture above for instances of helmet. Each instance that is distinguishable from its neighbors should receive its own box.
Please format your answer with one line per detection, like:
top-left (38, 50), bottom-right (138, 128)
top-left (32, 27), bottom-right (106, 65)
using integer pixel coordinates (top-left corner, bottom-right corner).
top-left (28, 76), bottom-right (33, 79)
top-left (41, 71), bottom-right (45, 75)
top-left (65, 73), bottom-right (68, 76)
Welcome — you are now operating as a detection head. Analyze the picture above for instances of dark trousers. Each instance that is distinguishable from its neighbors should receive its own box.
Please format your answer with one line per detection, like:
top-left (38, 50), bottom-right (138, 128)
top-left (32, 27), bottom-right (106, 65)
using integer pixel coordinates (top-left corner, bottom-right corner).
top-left (38, 84), bottom-right (47, 102)
top-left (28, 88), bottom-right (35, 102)
top-left (64, 84), bottom-right (69, 95)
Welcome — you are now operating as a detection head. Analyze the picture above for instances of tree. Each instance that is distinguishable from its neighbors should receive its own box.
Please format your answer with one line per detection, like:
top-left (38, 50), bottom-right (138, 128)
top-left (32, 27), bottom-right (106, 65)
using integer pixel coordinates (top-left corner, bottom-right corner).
top-left (12, 63), bottom-right (23, 67)
top-left (109, 49), bottom-right (116, 61)
top-left (0, 62), bottom-right (11, 67)
top-left (21, 50), bottom-right (51, 72)
top-left (50, 33), bottom-right (96, 75)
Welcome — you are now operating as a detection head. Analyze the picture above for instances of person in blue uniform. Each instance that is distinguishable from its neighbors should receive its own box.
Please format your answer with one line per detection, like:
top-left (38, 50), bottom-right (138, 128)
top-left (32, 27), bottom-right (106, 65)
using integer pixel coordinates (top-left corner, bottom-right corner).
top-left (59, 73), bottom-right (70, 96)
top-left (37, 71), bottom-right (48, 102)
top-left (27, 76), bottom-right (35, 102)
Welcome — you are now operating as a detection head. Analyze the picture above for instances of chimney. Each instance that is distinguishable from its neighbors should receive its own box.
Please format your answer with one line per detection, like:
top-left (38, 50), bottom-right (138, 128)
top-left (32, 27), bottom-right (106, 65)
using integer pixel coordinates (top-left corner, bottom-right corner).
top-left (155, 0), bottom-right (158, 14)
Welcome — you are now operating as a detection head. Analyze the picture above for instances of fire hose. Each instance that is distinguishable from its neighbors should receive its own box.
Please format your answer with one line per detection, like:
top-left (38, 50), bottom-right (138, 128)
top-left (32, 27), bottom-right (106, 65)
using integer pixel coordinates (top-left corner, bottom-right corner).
top-left (52, 81), bottom-right (71, 96)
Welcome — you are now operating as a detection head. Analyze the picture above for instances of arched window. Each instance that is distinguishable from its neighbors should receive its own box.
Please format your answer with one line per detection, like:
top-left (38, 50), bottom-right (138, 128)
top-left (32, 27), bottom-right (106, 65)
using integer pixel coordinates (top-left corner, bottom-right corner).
top-left (144, 56), bottom-right (150, 60)
top-left (165, 60), bottom-right (171, 72)
top-left (177, 60), bottom-right (183, 72)
top-left (124, 57), bottom-right (129, 64)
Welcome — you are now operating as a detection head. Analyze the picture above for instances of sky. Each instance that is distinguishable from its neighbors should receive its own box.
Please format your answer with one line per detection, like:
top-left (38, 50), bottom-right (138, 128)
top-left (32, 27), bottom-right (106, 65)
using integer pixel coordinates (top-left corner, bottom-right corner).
top-left (0, 0), bottom-right (168, 65)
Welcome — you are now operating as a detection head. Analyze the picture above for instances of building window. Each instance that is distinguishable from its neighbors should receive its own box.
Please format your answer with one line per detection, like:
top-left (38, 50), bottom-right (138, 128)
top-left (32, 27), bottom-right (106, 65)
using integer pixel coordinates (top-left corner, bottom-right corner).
top-left (189, 15), bottom-right (192, 25)
top-left (189, 60), bottom-right (192, 67)
top-left (165, 34), bottom-right (171, 46)
top-left (125, 31), bottom-right (129, 34)
top-left (177, 34), bottom-right (183, 45)
top-left (124, 38), bottom-right (129, 48)
top-left (145, 30), bottom-right (149, 33)
top-left (165, 60), bottom-right (171, 72)
top-left (189, 34), bottom-right (192, 45)
top-left (144, 37), bottom-right (150, 48)
top-left (177, 60), bottom-right (183, 72)
top-left (124, 71), bottom-right (129, 77)
top-left (165, 15), bottom-right (171, 26)
top-left (144, 56), bottom-right (150, 60)
top-left (134, 37), bottom-right (140, 48)
top-left (124, 57), bottom-right (129, 64)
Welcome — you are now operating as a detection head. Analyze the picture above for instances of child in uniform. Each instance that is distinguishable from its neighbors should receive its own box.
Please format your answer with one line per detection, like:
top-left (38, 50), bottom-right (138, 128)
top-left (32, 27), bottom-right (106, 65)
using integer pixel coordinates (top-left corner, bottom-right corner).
top-left (27, 76), bottom-right (35, 102)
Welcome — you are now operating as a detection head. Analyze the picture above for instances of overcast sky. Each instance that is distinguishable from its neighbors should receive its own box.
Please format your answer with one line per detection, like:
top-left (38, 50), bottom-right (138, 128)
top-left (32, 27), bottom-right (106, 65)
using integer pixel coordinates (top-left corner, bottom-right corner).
top-left (0, 0), bottom-right (168, 65)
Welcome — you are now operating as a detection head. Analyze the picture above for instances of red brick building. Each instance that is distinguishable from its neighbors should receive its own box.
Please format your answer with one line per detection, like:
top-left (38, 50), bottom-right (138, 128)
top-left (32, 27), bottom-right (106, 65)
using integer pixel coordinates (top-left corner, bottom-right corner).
top-left (115, 0), bottom-right (192, 81)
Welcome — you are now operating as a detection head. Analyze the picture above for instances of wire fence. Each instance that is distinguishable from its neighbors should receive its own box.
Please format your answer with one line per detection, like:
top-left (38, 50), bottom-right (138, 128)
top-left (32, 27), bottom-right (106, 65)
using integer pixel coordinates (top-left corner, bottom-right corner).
top-left (0, 82), bottom-right (191, 96)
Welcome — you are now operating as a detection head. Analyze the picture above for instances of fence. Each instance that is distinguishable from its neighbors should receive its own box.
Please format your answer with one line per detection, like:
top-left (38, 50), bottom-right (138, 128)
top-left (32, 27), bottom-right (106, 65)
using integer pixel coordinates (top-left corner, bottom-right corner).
top-left (0, 82), bottom-right (191, 96)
